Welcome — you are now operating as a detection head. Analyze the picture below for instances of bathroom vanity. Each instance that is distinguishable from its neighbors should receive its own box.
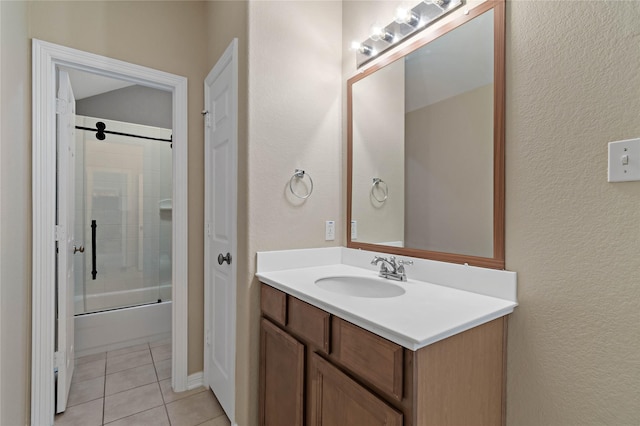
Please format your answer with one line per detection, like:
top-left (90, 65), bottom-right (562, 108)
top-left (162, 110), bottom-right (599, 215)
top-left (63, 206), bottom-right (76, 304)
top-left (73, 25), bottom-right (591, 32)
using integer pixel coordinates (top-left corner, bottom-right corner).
top-left (258, 2), bottom-right (513, 422)
top-left (256, 247), bottom-right (517, 426)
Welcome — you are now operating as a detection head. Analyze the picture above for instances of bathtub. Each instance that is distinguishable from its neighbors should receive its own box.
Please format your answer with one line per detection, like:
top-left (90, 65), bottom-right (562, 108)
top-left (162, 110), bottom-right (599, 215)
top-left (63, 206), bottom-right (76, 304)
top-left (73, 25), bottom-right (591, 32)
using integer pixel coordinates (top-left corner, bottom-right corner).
top-left (74, 284), bottom-right (172, 357)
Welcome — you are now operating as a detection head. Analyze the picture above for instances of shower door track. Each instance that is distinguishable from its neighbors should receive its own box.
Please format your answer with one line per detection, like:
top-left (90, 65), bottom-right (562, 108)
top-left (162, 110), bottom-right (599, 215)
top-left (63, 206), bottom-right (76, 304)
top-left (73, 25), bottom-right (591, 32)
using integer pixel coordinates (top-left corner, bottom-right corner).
top-left (74, 299), bottom-right (166, 317)
top-left (76, 123), bottom-right (173, 143)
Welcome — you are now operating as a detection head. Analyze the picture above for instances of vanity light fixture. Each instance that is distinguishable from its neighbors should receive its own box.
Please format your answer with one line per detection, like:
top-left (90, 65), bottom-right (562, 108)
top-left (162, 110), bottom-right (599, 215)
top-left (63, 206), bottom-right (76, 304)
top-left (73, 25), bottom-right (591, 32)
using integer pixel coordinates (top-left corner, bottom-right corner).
top-left (353, 0), bottom-right (463, 68)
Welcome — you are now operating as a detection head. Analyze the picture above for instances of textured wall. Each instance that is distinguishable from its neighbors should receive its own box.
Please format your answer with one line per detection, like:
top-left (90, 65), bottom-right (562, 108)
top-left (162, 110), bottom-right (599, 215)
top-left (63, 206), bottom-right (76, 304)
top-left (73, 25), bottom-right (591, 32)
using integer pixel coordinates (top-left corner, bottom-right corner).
top-left (0, 2), bottom-right (31, 424)
top-left (505, 1), bottom-right (640, 424)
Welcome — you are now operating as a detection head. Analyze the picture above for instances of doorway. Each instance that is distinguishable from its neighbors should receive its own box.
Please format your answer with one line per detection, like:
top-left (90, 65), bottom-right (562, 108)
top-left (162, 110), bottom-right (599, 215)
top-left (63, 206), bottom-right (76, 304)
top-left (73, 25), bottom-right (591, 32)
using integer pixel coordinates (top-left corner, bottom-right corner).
top-left (32, 39), bottom-right (189, 426)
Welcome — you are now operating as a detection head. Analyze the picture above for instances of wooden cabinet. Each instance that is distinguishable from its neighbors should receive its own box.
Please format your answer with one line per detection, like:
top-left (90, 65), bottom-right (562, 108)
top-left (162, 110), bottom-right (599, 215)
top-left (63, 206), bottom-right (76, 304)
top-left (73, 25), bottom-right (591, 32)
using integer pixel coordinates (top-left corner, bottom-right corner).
top-left (259, 283), bottom-right (507, 426)
top-left (259, 318), bottom-right (304, 426)
top-left (310, 353), bottom-right (403, 426)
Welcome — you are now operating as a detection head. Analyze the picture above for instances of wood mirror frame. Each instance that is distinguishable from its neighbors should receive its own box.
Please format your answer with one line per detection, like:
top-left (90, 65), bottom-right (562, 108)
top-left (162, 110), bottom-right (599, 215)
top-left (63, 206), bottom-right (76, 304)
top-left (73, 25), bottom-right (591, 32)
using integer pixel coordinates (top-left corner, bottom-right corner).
top-left (347, 0), bottom-right (505, 270)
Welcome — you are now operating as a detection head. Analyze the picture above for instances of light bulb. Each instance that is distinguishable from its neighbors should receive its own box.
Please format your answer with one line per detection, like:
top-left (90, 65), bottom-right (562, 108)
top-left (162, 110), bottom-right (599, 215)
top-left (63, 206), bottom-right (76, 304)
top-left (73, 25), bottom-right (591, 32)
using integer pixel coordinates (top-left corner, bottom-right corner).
top-left (350, 41), bottom-right (373, 55)
top-left (395, 6), bottom-right (420, 27)
top-left (428, 0), bottom-right (451, 8)
top-left (370, 23), bottom-right (394, 43)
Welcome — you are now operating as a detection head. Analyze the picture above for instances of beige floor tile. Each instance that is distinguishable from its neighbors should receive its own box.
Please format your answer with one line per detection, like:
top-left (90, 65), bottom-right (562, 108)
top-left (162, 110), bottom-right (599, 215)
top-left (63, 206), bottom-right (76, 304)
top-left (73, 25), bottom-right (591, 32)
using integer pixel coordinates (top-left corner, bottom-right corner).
top-left (105, 363), bottom-right (158, 396)
top-left (104, 405), bottom-right (169, 426)
top-left (67, 375), bottom-right (105, 407)
top-left (106, 349), bottom-right (152, 375)
top-left (107, 343), bottom-right (149, 359)
top-left (154, 358), bottom-right (172, 381)
top-left (103, 382), bottom-right (164, 424)
top-left (150, 337), bottom-right (171, 348)
top-left (54, 398), bottom-right (103, 426)
top-left (159, 379), bottom-right (207, 404)
top-left (197, 414), bottom-right (231, 426)
top-left (166, 390), bottom-right (224, 426)
top-left (151, 343), bottom-right (172, 362)
top-left (75, 352), bottom-right (106, 366)
top-left (73, 358), bottom-right (106, 383)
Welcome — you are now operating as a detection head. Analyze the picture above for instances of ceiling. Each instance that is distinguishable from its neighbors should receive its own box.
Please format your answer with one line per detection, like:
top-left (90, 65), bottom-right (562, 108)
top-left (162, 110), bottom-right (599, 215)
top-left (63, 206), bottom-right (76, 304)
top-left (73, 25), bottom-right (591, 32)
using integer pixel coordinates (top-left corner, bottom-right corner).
top-left (404, 10), bottom-right (494, 112)
top-left (60, 67), bottom-right (135, 100)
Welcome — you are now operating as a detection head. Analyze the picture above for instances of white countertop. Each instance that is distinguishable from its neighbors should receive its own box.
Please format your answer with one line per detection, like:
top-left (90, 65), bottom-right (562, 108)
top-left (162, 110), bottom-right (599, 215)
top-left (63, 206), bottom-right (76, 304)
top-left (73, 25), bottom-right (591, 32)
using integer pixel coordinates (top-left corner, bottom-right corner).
top-left (256, 247), bottom-right (517, 351)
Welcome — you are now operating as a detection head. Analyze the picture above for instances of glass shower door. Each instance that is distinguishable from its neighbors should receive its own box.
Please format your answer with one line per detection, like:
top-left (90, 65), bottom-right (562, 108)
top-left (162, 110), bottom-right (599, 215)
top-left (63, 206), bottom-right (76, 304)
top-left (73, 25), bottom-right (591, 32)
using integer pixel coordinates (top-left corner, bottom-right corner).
top-left (74, 116), bottom-right (172, 315)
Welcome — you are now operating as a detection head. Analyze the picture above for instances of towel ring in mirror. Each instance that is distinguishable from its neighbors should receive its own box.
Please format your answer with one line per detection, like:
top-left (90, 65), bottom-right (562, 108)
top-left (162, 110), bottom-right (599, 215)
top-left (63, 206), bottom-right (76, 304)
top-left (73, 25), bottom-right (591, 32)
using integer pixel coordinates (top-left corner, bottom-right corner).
top-left (371, 178), bottom-right (388, 203)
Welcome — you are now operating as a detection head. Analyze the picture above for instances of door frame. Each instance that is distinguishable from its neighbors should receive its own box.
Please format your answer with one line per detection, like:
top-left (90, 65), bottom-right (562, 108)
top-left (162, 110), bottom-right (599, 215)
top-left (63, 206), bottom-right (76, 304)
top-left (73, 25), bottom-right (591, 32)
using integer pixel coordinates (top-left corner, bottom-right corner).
top-left (31, 39), bottom-right (189, 425)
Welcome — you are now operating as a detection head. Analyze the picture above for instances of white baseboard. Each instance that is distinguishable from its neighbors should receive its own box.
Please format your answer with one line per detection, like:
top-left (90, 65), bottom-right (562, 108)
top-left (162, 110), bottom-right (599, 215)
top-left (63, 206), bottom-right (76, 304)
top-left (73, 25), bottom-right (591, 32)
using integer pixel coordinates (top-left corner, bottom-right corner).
top-left (187, 371), bottom-right (204, 390)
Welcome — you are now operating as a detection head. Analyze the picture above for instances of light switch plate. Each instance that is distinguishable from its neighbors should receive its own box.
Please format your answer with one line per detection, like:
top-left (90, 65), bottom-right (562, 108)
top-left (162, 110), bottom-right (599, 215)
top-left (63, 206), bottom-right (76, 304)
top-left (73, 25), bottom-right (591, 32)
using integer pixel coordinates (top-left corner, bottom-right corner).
top-left (351, 220), bottom-right (357, 240)
top-left (325, 220), bottom-right (335, 241)
top-left (608, 138), bottom-right (640, 182)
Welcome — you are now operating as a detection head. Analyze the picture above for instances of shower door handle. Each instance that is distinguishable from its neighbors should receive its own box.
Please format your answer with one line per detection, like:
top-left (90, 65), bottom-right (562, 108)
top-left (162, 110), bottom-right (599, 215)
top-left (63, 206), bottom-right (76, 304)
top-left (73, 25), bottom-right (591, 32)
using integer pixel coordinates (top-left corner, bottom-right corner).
top-left (73, 245), bottom-right (85, 254)
top-left (218, 253), bottom-right (232, 265)
top-left (91, 219), bottom-right (97, 280)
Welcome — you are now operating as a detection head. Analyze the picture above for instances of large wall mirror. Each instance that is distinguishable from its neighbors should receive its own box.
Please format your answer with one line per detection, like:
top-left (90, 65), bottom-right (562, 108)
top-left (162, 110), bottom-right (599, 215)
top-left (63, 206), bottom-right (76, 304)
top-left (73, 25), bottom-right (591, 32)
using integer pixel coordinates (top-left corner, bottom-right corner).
top-left (347, 0), bottom-right (505, 269)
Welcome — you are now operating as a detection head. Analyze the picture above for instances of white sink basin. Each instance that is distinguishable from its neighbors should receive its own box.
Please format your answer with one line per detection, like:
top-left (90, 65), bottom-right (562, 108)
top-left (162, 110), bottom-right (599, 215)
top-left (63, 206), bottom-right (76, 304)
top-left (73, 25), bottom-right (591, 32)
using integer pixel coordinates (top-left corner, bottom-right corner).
top-left (314, 276), bottom-right (406, 298)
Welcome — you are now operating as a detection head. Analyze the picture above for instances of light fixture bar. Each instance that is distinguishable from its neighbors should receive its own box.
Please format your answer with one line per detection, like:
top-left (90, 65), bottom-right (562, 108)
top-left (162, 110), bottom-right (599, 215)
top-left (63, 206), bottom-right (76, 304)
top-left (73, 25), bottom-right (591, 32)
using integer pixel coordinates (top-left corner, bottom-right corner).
top-left (354, 0), bottom-right (463, 68)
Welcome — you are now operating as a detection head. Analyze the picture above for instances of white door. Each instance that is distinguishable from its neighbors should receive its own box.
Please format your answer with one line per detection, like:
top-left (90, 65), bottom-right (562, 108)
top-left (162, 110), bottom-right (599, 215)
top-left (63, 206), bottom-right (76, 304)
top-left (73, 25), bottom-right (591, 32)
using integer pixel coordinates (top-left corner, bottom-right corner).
top-left (204, 39), bottom-right (238, 424)
top-left (56, 69), bottom-right (77, 413)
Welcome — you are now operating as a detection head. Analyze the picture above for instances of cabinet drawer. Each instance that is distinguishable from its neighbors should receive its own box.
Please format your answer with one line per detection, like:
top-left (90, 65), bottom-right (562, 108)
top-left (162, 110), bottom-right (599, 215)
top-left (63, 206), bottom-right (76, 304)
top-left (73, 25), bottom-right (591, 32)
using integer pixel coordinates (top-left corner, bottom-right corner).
top-left (287, 296), bottom-right (330, 354)
top-left (332, 317), bottom-right (403, 401)
top-left (260, 284), bottom-right (286, 326)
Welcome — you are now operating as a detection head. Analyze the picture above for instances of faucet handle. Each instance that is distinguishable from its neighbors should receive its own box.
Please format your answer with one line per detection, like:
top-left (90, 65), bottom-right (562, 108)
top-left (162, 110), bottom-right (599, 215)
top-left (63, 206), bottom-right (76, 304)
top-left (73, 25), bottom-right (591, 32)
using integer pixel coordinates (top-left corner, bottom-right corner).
top-left (397, 259), bottom-right (413, 281)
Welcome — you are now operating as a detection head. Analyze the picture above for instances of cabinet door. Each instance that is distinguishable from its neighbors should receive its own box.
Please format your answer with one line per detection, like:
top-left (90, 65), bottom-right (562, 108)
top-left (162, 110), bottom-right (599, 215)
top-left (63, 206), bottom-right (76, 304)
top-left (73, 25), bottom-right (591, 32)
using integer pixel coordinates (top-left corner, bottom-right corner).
top-left (310, 353), bottom-right (403, 426)
top-left (260, 318), bottom-right (304, 426)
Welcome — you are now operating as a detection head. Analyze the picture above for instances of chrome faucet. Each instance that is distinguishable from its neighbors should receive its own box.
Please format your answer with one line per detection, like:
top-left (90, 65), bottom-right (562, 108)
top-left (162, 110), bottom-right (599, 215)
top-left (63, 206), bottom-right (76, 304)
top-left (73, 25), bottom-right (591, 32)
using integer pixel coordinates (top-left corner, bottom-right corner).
top-left (371, 255), bottom-right (413, 281)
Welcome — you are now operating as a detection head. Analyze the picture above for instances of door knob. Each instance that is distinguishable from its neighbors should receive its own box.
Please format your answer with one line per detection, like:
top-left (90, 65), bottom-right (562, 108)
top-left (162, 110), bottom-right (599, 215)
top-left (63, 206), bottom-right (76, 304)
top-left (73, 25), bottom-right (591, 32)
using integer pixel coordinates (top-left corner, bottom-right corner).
top-left (218, 253), bottom-right (232, 265)
top-left (73, 245), bottom-right (85, 254)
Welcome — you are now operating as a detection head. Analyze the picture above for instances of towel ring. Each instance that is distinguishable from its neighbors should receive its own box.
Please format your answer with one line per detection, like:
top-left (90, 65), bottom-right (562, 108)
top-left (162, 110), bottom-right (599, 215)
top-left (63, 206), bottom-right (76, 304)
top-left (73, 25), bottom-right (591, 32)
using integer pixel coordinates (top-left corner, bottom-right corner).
top-left (289, 169), bottom-right (314, 199)
top-left (371, 178), bottom-right (388, 203)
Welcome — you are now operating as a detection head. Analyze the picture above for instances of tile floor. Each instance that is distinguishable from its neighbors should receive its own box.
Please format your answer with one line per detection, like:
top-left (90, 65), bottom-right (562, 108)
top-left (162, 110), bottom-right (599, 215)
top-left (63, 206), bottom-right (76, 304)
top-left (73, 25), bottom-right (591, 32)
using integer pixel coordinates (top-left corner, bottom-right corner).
top-left (55, 339), bottom-right (231, 426)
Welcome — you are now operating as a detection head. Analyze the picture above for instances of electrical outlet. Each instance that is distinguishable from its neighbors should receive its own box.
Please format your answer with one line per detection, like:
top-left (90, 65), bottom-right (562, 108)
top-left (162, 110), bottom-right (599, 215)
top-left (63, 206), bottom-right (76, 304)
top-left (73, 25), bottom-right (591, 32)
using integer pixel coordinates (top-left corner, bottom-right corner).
top-left (351, 220), bottom-right (357, 240)
top-left (325, 221), bottom-right (335, 241)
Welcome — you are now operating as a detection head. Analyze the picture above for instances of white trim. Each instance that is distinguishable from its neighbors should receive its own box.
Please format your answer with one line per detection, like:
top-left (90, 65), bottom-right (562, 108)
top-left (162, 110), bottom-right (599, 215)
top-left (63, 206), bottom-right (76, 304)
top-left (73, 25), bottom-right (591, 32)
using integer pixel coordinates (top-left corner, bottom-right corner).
top-left (0, 4), bottom-right (3, 422)
top-left (31, 39), bottom-right (189, 426)
top-left (187, 371), bottom-right (204, 390)
top-left (204, 38), bottom-right (238, 425)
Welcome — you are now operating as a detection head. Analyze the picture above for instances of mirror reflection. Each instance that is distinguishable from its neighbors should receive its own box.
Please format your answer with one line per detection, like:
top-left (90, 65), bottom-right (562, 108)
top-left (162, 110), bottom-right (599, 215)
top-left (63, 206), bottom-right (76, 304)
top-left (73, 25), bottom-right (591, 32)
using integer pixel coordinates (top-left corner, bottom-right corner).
top-left (350, 9), bottom-right (494, 258)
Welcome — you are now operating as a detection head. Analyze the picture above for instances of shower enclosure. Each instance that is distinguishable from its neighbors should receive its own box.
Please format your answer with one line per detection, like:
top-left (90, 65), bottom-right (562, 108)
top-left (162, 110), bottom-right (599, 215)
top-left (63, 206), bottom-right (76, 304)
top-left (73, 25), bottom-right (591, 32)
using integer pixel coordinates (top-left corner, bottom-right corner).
top-left (73, 115), bottom-right (173, 315)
